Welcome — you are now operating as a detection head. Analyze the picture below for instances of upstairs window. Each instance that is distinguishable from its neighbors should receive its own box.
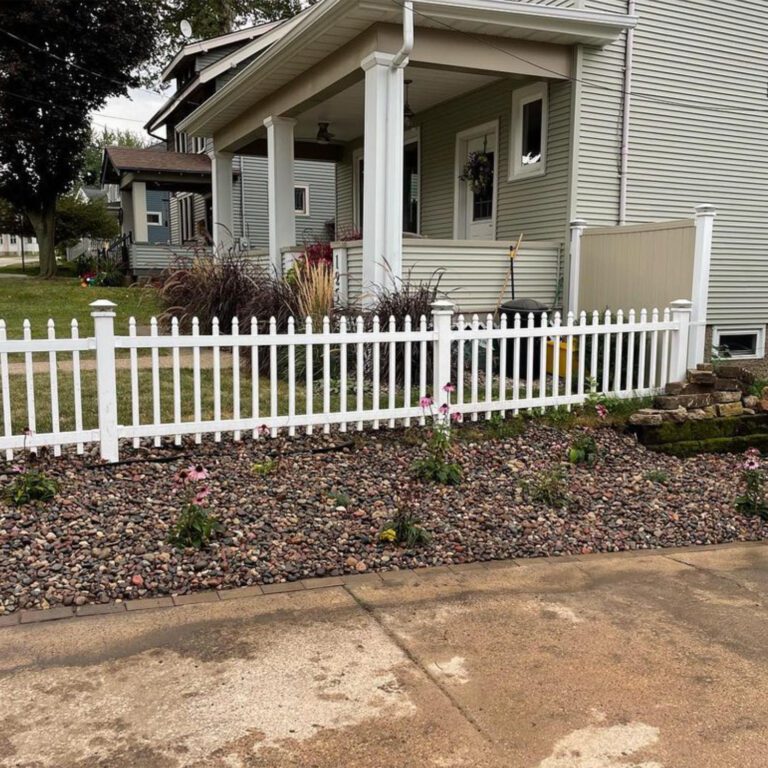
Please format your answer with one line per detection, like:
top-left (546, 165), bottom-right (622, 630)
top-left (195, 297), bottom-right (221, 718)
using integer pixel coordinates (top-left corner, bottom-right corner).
top-left (510, 82), bottom-right (548, 180)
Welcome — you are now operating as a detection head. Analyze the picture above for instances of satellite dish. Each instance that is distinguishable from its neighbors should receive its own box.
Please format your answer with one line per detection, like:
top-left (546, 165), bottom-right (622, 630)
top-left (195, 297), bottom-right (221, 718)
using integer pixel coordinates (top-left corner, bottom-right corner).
top-left (180, 19), bottom-right (193, 39)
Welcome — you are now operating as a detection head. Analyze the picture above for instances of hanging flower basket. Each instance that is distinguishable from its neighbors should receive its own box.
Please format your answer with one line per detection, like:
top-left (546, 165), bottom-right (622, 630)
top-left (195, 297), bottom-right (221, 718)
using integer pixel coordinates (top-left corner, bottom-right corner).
top-left (460, 151), bottom-right (493, 195)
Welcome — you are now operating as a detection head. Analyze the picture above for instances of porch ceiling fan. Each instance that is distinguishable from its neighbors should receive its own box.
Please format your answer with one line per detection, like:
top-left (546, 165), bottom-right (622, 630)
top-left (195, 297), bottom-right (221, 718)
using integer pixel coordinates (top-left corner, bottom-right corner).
top-left (316, 122), bottom-right (335, 144)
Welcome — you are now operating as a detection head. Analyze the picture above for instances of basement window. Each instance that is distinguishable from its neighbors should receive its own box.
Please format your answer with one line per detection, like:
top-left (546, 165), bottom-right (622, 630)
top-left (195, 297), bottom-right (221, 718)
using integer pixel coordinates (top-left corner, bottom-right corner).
top-left (713, 327), bottom-right (765, 360)
top-left (509, 82), bottom-right (548, 180)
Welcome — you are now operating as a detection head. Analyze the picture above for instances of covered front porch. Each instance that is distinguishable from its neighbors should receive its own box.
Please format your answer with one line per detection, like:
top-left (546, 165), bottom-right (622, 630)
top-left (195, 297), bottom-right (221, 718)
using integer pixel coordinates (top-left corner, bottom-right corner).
top-left (179, 0), bottom-right (635, 308)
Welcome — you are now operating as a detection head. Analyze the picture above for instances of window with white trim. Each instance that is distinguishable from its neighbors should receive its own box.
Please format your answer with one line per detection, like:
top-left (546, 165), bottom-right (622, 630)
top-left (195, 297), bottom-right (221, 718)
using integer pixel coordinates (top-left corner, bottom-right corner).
top-left (9, 235), bottom-right (16, 244)
top-left (509, 82), bottom-right (548, 180)
top-left (294, 186), bottom-right (309, 216)
top-left (713, 327), bottom-right (766, 360)
top-left (147, 211), bottom-right (162, 226)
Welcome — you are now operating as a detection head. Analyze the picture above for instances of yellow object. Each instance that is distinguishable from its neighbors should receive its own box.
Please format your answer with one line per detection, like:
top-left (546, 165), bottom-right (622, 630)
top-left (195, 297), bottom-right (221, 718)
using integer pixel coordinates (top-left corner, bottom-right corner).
top-left (546, 339), bottom-right (578, 375)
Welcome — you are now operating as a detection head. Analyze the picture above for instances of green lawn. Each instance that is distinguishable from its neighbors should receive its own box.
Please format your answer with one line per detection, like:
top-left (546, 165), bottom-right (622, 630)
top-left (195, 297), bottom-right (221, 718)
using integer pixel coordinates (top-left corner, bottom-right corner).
top-left (0, 275), bottom-right (161, 338)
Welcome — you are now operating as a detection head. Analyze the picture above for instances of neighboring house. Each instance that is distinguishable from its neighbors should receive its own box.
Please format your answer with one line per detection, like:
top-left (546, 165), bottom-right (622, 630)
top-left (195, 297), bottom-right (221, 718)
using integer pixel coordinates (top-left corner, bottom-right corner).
top-left (100, 18), bottom-right (336, 275)
top-left (172, 0), bottom-right (768, 369)
top-left (0, 233), bottom-right (38, 257)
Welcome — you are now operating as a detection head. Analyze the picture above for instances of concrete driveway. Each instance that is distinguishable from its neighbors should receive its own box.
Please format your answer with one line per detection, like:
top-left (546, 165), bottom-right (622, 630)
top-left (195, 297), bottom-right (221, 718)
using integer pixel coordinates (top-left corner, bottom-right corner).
top-left (1, 543), bottom-right (767, 767)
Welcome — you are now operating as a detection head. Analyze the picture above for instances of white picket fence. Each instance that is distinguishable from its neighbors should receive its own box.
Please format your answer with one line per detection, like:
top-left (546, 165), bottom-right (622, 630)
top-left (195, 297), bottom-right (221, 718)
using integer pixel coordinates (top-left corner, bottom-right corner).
top-left (0, 298), bottom-right (692, 462)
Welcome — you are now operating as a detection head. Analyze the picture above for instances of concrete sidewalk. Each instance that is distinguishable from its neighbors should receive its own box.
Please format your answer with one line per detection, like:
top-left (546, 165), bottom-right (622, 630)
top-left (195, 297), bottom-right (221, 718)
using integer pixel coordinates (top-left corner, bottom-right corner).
top-left (1, 543), bottom-right (767, 767)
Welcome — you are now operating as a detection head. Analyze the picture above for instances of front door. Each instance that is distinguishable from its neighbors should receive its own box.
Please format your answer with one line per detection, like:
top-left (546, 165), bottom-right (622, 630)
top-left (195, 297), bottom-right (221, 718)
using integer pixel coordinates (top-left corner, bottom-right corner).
top-left (456, 125), bottom-right (497, 240)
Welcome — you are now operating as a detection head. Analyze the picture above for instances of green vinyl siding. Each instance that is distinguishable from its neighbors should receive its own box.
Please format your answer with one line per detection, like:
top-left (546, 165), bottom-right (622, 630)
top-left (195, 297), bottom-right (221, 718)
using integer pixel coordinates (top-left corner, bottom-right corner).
top-left (578, 0), bottom-right (768, 327)
top-left (335, 78), bottom-right (571, 244)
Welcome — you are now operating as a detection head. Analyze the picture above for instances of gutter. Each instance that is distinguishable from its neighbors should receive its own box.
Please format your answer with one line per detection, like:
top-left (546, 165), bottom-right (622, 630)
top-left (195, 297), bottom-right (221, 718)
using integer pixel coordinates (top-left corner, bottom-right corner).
top-left (618, 0), bottom-right (635, 225)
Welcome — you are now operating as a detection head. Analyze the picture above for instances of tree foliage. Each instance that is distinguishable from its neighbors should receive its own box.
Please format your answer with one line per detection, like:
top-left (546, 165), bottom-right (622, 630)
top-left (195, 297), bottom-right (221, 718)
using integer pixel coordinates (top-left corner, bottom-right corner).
top-left (55, 196), bottom-right (119, 247)
top-left (81, 126), bottom-right (150, 187)
top-left (0, 0), bottom-right (158, 277)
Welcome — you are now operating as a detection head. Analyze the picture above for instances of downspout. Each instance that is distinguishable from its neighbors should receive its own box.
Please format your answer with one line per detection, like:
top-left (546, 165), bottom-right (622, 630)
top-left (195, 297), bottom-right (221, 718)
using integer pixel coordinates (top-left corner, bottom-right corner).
top-left (239, 154), bottom-right (246, 248)
top-left (392, 0), bottom-right (413, 68)
top-left (618, 0), bottom-right (635, 225)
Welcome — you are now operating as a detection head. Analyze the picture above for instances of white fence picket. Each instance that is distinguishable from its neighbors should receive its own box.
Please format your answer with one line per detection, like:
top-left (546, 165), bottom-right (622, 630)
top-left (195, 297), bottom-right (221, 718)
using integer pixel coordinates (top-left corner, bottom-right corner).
top-left (0, 299), bottom-right (692, 461)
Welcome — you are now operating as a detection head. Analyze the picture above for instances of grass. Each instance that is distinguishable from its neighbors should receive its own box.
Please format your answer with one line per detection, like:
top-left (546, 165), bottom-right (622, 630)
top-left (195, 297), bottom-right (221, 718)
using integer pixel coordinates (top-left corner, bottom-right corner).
top-left (0, 273), bottom-right (160, 338)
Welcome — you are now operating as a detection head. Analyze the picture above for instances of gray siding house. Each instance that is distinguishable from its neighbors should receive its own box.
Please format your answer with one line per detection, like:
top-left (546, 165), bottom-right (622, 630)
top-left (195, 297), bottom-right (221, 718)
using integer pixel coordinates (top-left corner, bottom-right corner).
top-left (169, 0), bottom-right (766, 367)
top-left (102, 20), bottom-right (336, 273)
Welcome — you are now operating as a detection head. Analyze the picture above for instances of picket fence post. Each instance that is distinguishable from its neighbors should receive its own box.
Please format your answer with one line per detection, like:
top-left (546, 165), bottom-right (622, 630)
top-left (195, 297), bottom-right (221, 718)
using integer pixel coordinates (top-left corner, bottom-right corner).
top-left (91, 300), bottom-right (119, 463)
top-left (668, 299), bottom-right (692, 384)
top-left (431, 299), bottom-right (454, 401)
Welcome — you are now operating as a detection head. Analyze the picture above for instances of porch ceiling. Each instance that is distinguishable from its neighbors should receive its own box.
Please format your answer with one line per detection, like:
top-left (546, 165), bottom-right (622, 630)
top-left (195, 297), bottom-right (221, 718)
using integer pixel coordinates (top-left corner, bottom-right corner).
top-left (179, 0), bottom-right (636, 144)
top-left (288, 67), bottom-right (503, 143)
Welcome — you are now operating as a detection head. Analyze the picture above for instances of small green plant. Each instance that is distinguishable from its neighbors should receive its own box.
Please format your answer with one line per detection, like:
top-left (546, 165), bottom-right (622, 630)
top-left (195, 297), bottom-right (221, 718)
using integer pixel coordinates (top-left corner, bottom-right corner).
top-left (411, 388), bottom-right (463, 485)
top-left (3, 428), bottom-right (59, 507)
top-left (747, 379), bottom-right (768, 398)
top-left (487, 412), bottom-right (525, 440)
top-left (331, 490), bottom-right (351, 508)
top-left (543, 406), bottom-right (577, 429)
top-left (5, 468), bottom-right (59, 506)
top-left (251, 457), bottom-right (278, 476)
top-left (644, 469), bottom-right (670, 485)
top-left (168, 465), bottom-right (222, 549)
top-left (380, 508), bottom-right (431, 547)
top-left (735, 448), bottom-right (768, 519)
top-left (522, 468), bottom-right (569, 507)
top-left (568, 434), bottom-right (598, 465)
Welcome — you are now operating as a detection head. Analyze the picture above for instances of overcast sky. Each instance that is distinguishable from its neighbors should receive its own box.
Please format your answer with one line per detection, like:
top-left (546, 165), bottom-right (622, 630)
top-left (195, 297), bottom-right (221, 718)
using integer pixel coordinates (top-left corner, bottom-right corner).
top-left (90, 87), bottom-right (175, 143)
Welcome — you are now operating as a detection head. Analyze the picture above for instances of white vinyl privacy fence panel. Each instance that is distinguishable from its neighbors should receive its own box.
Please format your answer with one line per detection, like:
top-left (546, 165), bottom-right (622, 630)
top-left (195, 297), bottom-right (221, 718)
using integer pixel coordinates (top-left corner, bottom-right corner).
top-left (0, 298), bottom-right (692, 462)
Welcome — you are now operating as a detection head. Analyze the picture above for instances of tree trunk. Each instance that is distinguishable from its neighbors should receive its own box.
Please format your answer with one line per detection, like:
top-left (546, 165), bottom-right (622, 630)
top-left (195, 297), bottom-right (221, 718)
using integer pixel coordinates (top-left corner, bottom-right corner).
top-left (26, 203), bottom-right (57, 278)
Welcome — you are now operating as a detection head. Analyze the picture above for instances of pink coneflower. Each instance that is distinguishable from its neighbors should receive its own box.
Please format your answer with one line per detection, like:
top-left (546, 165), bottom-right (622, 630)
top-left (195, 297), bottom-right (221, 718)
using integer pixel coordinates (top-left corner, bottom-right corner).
top-left (258, 424), bottom-right (271, 436)
top-left (419, 396), bottom-right (433, 408)
top-left (22, 426), bottom-right (33, 437)
top-left (187, 464), bottom-right (208, 481)
top-left (438, 403), bottom-right (450, 415)
top-left (595, 404), bottom-right (608, 420)
top-left (194, 487), bottom-right (210, 505)
top-left (744, 456), bottom-right (760, 471)
top-left (451, 411), bottom-right (462, 423)
top-left (442, 382), bottom-right (456, 394)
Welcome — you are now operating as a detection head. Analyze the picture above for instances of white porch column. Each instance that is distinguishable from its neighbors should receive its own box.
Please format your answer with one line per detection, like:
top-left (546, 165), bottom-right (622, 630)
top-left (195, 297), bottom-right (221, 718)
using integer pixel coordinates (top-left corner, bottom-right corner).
top-left (209, 149), bottom-right (234, 253)
top-left (361, 52), bottom-right (404, 296)
top-left (264, 116), bottom-right (296, 275)
top-left (567, 218), bottom-right (587, 314)
top-left (131, 181), bottom-right (148, 243)
top-left (690, 204), bottom-right (716, 366)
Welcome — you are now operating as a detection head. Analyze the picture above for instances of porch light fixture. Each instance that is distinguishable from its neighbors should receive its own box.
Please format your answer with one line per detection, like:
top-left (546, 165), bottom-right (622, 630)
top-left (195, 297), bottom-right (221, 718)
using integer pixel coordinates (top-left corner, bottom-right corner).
top-left (404, 79), bottom-right (415, 130)
top-left (316, 122), bottom-right (334, 144)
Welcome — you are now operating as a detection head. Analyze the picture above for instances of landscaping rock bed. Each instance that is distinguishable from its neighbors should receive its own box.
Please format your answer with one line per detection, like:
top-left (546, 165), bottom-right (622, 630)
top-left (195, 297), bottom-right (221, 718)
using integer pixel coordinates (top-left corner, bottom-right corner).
top-left (1, 422), bottom-right (766, 613)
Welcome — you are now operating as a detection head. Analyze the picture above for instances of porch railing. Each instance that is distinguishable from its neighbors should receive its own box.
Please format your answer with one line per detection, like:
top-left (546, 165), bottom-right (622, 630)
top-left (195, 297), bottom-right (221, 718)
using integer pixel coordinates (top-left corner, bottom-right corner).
top-left (332, 238), bottom-right (563, 312)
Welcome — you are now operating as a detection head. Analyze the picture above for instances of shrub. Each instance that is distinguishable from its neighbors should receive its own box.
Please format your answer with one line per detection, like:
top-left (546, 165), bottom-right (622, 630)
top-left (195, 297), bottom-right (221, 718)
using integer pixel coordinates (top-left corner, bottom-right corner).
top-left (568, 434), bottom-right (598, 465)
top-left (156, 251), bottom-right (299, 335)
top-left (294, 261), bottom-right (334, 327)
top-left (522, 469), bottom-right (568, 507)
top-left (380, 508), bottom-right (431, 547)
top-left (354, 266), bottom-right (445, 385)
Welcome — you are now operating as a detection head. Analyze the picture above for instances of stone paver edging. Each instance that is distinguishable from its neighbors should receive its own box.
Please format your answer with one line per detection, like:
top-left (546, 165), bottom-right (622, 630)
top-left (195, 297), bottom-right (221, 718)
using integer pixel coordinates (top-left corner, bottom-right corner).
top-left (1, 540), bottom-right (765, 631)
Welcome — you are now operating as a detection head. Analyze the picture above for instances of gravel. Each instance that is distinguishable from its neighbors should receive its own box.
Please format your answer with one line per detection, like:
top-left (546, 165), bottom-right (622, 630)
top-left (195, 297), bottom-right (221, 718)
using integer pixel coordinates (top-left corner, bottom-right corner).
top-left (0, 422), bottom-right (765, 613)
